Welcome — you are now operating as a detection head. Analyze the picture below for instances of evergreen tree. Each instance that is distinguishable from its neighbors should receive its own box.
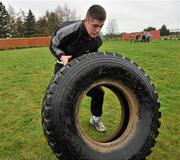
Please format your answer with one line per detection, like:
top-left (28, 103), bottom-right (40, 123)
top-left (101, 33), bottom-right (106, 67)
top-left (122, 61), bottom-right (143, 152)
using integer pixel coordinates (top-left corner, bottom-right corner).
top-left (24, 9), bottom-right (36, 37)
top-left (47, 11), bottom-right (59, 35)
top-left (15, 17), bottom-right (25, 37)
top-left (160, 24), bottom-right (170, 36)
top-left (35, 16), bottom-right (49, 36)
top-left (0, 1), bottom-right (10, 38)
top-left (144, 27), bottom-right (156, 31)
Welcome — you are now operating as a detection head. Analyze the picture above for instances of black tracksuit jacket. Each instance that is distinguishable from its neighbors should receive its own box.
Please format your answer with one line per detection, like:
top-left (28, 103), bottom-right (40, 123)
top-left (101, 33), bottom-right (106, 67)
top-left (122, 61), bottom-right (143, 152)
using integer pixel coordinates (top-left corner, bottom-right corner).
top-left (49, 20), bottom-right (103, 61)
top-left (49, 21), bottom-right (104, 117)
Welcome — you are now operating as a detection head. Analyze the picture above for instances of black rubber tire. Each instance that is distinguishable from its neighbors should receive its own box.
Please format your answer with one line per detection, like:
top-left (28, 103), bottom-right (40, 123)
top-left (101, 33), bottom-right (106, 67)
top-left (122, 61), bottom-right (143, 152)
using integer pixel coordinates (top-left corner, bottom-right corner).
top-left (41, 52), bottom-right (161, 160)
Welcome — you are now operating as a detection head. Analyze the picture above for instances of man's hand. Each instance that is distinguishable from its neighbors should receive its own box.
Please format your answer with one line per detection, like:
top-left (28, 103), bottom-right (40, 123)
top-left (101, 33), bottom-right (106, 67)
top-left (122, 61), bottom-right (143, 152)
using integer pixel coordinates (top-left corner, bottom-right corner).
top-left (60, 55), bottom-right (72, 65)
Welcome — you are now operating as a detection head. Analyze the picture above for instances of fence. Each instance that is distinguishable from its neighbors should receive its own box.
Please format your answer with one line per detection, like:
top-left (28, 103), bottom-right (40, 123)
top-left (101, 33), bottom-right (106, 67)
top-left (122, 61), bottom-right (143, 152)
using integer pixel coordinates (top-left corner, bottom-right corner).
top-left (0, 37), bottom-right (51, 49)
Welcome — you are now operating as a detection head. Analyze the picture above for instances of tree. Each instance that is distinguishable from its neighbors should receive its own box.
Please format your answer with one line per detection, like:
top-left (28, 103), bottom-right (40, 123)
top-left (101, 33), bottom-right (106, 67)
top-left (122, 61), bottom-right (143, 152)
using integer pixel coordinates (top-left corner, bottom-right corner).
top-left (24, 9), bottom-right (36, 37)
top-left (55, 4), bottom-right (77, 23)
top-left (13, 9), bottom-right (26, 37)
top-left (106, 19), bottom-right (118, 35)
top-left (144, 26), bottom-right (156, 31)
top-left (47, 11), bottom-right (59, 35)
top-left (7, 5), bottom-right (18, 37)
top-left (45, 4), bottom-right (78, 35)
top-left (55, 6), bottom-right (64, 23)
top-left (0, 1), bottom-right (10, 38)
top-left (15, 17), bottom-right (25, 37)
top-left (160, 24), bottom-right (170, 36)
top-left (35, 16), bottom-right (49, 36)
top-left (0, 3), bottom-right (78, 38)
top-left (62, 4), bottom-right (77, 21)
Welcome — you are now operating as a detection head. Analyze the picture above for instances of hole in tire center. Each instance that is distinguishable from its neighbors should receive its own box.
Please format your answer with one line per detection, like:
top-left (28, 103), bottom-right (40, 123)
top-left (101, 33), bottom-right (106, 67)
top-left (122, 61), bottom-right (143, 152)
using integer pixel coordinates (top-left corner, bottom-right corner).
top-left (77, 85), bottom-right (130, 143)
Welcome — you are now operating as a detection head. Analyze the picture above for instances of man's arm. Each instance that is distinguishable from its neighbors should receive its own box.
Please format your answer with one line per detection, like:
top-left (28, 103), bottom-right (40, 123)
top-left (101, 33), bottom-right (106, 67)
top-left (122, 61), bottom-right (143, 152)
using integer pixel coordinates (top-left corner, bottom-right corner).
top-left (49, 36), bottom-right (65, 60)
top-left (49, 31), bottom-right (73, 65)
top-left (49, 21), bottom-right (81, 64)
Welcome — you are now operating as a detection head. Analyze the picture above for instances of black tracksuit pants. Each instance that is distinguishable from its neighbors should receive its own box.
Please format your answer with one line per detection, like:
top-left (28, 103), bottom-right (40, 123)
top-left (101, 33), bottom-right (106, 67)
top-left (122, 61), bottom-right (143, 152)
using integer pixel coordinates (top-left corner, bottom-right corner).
top-left (54, 62), bottom-right (104, 117)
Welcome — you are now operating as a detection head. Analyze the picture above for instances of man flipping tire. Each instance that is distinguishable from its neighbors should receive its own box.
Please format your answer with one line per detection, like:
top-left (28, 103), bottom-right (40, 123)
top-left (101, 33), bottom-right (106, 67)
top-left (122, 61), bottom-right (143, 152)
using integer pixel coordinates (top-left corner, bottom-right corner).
top-left (49, 4), bottom-right (107, 132)
top-left (42, 4), bottom-right (161, 160)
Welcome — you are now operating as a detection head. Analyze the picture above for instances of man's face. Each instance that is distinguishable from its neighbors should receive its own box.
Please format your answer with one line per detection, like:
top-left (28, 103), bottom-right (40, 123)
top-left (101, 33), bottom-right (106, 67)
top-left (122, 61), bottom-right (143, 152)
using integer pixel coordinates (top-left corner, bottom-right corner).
top-left (84, 17), bottom-right (104, 38)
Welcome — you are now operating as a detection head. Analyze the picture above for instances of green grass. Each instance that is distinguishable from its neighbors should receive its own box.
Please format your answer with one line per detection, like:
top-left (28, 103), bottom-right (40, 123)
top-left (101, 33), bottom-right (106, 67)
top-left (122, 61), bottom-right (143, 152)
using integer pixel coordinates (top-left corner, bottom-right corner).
top-left (79, 87), bottom-right (122, 141)
top-left (0, 40), bottom-right (180, 160)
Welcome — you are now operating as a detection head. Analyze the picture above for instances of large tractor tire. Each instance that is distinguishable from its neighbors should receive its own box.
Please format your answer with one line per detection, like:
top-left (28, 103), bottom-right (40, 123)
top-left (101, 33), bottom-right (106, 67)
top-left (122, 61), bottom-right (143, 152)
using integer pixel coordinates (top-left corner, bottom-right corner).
top-left (41, 52), bottom-right (161, 160)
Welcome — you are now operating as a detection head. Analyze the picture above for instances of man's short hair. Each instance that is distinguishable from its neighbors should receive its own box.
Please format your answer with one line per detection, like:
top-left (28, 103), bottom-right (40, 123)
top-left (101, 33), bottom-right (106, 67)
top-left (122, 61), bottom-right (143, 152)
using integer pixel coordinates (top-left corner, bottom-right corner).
top-left (86, 4), bottom-right (106, 21)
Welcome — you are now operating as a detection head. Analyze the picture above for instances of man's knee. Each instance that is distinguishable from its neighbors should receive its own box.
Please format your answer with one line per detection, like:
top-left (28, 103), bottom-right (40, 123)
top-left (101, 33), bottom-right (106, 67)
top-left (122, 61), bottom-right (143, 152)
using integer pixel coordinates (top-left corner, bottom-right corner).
top-left (97, 87), bottom-right (105, 97)
top-left (86, 86), bottom-right (104, 97)
top-left (93, 87), bottom-right (104, 99)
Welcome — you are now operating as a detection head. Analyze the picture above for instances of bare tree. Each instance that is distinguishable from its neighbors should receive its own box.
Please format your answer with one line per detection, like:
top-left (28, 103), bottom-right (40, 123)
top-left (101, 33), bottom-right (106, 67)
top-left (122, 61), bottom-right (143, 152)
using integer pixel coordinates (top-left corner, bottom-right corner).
top-left (62, 3), bottom-right (77, 21)
top-left (106, 19), bottom-right (118, 35)
top-left (14, 9), bottom-right (26, 37)
top-left (7, 5), bottom-right (22, 37)
top-left (55, 4), bottom-right (77, 23)
top-left (7, 5), bottom-right (16, 22)
top-left (17, 9), bottom-right (26, 21)
top-left (55, 6), bottom-right (64, 22)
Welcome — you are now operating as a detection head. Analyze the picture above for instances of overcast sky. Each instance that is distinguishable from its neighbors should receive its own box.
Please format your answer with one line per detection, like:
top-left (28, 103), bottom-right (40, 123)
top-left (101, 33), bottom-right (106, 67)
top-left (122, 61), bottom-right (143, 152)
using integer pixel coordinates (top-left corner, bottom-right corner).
top-left (2, 0), bottom-right (180, 33)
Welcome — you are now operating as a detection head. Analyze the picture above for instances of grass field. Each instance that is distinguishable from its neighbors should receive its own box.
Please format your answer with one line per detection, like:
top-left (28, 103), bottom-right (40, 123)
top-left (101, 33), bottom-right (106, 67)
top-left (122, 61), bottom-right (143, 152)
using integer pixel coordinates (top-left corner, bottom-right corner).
top-left (0, 40), bottom-right (180, 160)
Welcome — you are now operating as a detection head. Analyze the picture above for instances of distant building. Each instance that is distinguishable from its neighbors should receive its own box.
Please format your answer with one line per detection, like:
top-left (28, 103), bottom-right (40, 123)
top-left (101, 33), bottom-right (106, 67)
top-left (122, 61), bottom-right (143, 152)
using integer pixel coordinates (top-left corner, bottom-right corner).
top-left (122, 30), bottom-right (160, 41)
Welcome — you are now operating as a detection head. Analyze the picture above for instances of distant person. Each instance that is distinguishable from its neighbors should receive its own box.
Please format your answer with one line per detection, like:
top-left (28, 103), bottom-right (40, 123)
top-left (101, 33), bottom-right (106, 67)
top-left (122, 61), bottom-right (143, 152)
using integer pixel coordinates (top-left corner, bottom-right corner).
top-left (49, 5), bottom-right (107, 132)
top-left (146, 31), bottom-right (152, 42)
top-left (129, 33), bottom-right (133, 43)
top-left (141, 31), bottom-right (147, 42)
top-left (134, 32), bottom-right (140, 43)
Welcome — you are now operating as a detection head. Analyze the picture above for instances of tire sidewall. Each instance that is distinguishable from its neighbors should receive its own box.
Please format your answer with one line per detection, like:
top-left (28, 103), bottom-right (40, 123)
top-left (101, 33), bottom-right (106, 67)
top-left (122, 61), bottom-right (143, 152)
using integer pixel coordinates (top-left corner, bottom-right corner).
top-left (54, 56), bottom-right (156, 160)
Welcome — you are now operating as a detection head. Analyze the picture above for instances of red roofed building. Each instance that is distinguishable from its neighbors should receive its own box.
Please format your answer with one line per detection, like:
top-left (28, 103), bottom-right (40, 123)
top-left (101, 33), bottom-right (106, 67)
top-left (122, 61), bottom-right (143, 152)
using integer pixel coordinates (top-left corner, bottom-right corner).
top-left (122, 30), bottom-right (160, 41)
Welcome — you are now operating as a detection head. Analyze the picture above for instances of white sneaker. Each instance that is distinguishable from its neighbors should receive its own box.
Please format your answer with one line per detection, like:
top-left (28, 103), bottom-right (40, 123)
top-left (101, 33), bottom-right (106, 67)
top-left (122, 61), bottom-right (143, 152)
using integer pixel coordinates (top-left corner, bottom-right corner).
top-left (90, 116), bottom-right (107, 132)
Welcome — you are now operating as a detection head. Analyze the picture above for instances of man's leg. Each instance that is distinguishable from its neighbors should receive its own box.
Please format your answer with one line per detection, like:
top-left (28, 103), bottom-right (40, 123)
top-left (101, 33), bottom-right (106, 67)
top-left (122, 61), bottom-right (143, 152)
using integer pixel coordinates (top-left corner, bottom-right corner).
top-left (86, 86), bottom-right (104, 117)
top-left (86, 86), bottom-right (106, 132)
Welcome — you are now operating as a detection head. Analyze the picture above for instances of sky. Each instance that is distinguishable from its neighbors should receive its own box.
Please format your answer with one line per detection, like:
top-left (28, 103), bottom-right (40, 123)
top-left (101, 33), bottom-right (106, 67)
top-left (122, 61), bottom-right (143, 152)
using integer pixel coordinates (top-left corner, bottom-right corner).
top-left (2, 0), bottom-right (180, 33)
